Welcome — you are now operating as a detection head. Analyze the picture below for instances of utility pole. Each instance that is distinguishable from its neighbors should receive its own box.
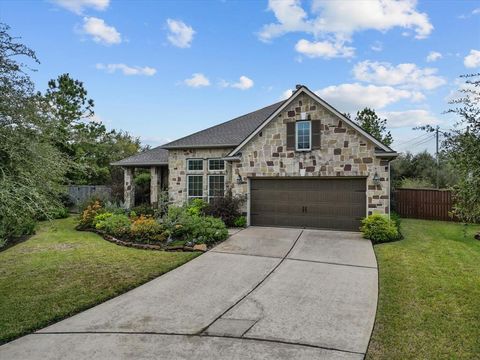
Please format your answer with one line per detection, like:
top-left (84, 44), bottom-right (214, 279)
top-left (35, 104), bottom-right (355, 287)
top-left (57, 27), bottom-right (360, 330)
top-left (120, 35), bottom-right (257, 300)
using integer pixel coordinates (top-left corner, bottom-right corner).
top-left (436, 126), bottom-right (439, 189)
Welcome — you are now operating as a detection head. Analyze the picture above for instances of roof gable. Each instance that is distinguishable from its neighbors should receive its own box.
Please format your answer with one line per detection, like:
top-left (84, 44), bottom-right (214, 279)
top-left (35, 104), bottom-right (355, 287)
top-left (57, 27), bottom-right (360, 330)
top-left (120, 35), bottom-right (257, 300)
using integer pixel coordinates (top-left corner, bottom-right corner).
top-left (227, 86), bottom-right (395, 157)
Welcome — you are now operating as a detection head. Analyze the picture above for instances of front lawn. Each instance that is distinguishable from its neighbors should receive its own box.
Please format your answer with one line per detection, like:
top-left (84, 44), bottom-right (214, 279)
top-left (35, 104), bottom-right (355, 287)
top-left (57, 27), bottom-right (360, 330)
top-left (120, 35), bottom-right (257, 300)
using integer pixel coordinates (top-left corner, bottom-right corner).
top-left (367, 219), bottom-right (480, 359)
top-left (0, 217), bottom-right (199, 344)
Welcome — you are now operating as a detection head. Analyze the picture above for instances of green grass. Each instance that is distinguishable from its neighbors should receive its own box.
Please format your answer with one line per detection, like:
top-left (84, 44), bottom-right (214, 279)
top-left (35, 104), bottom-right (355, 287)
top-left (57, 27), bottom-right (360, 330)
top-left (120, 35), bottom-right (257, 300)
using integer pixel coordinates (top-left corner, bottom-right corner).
top-left (367, 219), bottom-right (480, 360)
top-left (0, 217), bottom-right (199, 344)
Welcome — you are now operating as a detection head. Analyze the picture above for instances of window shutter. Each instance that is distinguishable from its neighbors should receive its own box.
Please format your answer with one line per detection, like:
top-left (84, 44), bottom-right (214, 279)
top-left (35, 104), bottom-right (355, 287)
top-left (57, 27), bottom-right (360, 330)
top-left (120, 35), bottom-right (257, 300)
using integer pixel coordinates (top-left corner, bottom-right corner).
top-left (312, 120), bottom-right (321, 150)
top-left (286, 122), bottom-right (295, 150)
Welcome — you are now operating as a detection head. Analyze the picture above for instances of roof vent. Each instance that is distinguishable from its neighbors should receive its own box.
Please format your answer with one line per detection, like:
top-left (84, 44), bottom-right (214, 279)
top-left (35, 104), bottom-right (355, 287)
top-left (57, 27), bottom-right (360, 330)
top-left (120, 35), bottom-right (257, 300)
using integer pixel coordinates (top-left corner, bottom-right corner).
top-left (295, 84), bottom-right (303, 90)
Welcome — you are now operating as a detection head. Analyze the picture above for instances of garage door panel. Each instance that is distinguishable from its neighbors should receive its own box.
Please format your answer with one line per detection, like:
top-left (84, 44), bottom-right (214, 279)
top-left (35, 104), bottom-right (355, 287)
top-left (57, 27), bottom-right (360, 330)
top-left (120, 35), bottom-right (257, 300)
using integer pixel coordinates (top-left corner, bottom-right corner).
top-left (250, 178), bottom-right (366, 231)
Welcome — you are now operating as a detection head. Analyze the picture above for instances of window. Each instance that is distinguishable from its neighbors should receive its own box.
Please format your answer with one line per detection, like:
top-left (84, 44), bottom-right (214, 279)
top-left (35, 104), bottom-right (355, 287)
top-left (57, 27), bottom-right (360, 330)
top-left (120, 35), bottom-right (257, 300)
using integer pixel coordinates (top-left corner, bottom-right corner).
top-left (208, 159), bottom-right (225, 171)
top-left (296, 121), bottom-right (311, 151)
top-left (187, 175), bottom-right (203, 199)
top-left (208, 175), bottom-right (225, 201)
top-left (187, 159), bottom-right (203, 171)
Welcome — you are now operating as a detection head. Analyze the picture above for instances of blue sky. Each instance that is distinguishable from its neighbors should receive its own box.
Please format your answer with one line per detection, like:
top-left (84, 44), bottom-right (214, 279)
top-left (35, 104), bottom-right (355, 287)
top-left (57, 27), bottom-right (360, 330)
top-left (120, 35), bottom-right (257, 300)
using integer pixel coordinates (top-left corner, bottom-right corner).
top-left (2, 0), bottom-right (480, 153)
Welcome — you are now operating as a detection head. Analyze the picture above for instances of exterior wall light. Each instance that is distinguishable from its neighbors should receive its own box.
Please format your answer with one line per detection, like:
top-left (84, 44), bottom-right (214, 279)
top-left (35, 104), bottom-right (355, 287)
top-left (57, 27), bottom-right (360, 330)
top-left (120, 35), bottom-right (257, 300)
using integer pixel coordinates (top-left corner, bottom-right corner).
top-left (372, 171), bottom-right (381, 186)
top-left (236, 174), bottom-right (244, 185)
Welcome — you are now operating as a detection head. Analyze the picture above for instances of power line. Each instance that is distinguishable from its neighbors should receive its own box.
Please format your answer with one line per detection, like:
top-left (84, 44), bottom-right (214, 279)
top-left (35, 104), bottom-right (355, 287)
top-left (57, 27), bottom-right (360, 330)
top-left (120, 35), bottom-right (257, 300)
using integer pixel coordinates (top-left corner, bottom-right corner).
top-left (393, 132), bottom-right (432, 147)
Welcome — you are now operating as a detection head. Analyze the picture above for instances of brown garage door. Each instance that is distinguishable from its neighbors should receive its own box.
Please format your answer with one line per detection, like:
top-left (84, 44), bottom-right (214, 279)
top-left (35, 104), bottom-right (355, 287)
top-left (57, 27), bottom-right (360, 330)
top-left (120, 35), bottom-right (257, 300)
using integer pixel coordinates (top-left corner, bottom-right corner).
top-left (250, 178), bottom-right (366, 231)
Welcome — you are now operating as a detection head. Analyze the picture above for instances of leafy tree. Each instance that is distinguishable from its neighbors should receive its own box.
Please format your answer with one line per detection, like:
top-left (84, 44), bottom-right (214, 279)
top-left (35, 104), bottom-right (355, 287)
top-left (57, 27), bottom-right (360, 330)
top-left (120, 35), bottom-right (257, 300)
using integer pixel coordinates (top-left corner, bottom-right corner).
top-left (391, 151), bottom-right (457, 189)
top-left (355, 108), bottom-right (393, 146)
top-left (443, 74), bottom-right (480, 223)
top-left (0, 23), bottom-right (69, 244)
top-left (43, 73), bottom-right (141, 185)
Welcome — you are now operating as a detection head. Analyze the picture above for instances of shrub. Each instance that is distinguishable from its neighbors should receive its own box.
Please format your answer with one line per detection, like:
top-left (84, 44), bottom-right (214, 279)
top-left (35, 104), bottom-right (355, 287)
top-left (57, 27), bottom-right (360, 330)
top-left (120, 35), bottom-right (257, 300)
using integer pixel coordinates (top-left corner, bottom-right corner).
top-left (184, 215), bottom-right (228, 244)
top-left (78, 201), bottom-right (103, 229)
top-left (234, 216), bottom-right (247, 228)
top-left (161, 206), bottom-right (228, 244)
top-left (361, 214), bottom-right (400, 244)
top-left (103, 201), bottom-right (126, 215)
top-left (130, 215), bottom-right (166, 243)
top-left (49, 206), bottom-right (69, 219)
top-left (204, 191), bottom-right (245, 227)
top-left (186, 198), bottom-right (207, 216)
top-left (130, 204), bottom-right (155, 217)
top-left (162, 206), bottom-right (191, 239)
top-left (93, 212), bottom-right (113, 229)
top-left (99, 214), bottom-right (131, 238)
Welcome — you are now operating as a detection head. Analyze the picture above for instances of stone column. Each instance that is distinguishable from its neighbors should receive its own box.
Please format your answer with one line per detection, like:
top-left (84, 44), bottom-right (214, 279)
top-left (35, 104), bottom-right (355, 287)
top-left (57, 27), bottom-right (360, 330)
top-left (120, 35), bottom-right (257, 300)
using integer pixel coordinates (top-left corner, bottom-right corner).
top-left (150, 166), bottom-right (159, 206)
top-left (124, 167), bottom-right (135, 209)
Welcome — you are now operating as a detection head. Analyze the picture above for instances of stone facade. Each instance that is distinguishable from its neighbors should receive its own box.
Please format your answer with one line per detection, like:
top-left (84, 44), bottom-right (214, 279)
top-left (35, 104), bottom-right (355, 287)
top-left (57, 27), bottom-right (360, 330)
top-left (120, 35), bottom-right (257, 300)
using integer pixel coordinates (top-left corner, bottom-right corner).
top-left (167, 92), bottom-right (391, 217)
top-left (168, 148), bottom-right (233, 205)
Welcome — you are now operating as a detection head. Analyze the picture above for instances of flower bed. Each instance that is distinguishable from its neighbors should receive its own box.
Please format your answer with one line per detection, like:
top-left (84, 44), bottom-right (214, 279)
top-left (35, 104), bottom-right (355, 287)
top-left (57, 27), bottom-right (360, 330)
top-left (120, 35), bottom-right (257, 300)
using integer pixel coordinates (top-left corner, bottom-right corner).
top-left (76, 200), bottom-right (229, 251)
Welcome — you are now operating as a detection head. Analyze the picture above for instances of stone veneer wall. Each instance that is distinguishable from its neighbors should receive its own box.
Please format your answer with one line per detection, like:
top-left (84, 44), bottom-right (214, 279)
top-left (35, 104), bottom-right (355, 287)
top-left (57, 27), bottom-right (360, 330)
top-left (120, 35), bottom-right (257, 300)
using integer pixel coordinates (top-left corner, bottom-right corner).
top-left (230, 93), bottom-right (391, 216)
top-left (168, 148), bottom-right (233, 205)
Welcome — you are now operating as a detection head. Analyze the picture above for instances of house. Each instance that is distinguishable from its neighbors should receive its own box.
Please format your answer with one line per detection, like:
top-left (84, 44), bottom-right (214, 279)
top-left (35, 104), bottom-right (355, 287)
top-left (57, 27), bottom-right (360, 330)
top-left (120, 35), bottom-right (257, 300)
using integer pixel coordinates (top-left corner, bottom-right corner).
top-left (113, 85), bottom-right (397, 231)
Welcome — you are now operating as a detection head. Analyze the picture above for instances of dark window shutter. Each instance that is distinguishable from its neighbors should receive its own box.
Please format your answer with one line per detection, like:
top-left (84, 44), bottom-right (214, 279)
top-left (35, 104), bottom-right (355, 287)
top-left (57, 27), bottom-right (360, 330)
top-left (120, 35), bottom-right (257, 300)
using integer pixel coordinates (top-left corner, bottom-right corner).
top-left (312, 120), bottom-right (321, 150)
top-left (286, 122), bottom-right (295, 150)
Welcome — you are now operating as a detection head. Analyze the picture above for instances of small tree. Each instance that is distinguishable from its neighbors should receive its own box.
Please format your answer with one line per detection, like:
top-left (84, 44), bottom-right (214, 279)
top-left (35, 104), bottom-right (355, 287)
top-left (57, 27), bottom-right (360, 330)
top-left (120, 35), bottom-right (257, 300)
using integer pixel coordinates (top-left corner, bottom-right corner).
top-left (355, 108), bottom-right (393, 146)
top-left (444, 73), bottom-right (480, 224)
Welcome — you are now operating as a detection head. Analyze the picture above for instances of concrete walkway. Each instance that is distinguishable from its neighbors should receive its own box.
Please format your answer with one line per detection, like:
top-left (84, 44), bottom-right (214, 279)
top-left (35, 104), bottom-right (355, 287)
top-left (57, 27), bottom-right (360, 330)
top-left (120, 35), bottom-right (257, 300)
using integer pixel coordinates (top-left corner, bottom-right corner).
top-left (0, 227), bottom-right (378, 360)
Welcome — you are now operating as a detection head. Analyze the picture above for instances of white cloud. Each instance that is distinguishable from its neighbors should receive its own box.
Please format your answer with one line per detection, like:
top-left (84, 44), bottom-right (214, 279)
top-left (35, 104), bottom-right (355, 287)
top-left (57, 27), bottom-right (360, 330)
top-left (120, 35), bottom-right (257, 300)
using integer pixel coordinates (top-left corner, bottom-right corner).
top-left (464, 49), bottom-right (480, 68)
top-left (52, 0), bottom-right (109, 14)
top-left (426, 51), bottom-right (442, 62)
top-left (353, 60), bottom-right (446, 90)
top-left (371, 41), bottom-right (383, 52)
top-left (259, 0), bottom-right (433, 49)
top-left (96, 63), bottom-right (156, 76)
top-left (473, 8), bottom-right (480, 15)
top-left (379, 110), bottom-right (441, 128)
top-left (315, 83), bottom-right (424, 113)
top-left (184, 73), bottom-right (210, 87)
top-left (166, 19), bottom-right (195, 48)
top-left (221, 76), bottom-right (254, 90)
top-left (259, 0), bottom-right (311, 42)
top-left (82, 17), bottom-right (121, 44)
top-left (281, 89), bottom-right (294, 100)
top-left (295, 39), bottom-right (354, 58)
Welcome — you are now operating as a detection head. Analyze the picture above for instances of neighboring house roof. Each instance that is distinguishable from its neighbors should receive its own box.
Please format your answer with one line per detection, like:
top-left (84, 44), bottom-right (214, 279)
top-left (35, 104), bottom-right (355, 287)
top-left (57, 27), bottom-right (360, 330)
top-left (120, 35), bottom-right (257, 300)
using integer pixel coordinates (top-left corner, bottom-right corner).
top-left (228, 85), bottom-right (396, 157)
top-left (161, 101), bottom-right (285, 149)
top-left (111, 147), bottom-right (168, 167)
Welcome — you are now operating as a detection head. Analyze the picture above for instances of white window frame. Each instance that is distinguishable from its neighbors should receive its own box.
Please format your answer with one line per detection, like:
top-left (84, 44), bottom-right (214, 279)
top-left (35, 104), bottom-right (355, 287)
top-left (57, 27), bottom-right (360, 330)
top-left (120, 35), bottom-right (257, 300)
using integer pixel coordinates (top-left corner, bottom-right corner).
top-left (208, 175), bottom-right (225, 202)
top-left (187, 158), bottom-right (204, 172)
top-left (208, 158), bottom-right (225, 171)
top-left (187, 175), bottom-right (204, 200)
top-left (296, 120), bottom-right (311, 151)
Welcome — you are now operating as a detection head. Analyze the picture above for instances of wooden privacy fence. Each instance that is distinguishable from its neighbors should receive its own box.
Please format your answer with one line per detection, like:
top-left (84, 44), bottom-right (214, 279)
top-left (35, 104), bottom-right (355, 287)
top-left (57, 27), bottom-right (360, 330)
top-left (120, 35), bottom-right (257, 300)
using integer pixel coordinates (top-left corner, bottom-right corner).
top-left (393, 188), bottom-right (454, 221)
top-left (68, 185), bottom-right (112, 211)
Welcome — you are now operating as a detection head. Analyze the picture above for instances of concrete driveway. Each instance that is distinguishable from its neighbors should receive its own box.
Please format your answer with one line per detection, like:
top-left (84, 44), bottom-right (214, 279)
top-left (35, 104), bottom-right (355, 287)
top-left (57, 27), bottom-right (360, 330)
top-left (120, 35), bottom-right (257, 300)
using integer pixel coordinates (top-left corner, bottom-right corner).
top-left (0, 227), bottom-right (378, 360)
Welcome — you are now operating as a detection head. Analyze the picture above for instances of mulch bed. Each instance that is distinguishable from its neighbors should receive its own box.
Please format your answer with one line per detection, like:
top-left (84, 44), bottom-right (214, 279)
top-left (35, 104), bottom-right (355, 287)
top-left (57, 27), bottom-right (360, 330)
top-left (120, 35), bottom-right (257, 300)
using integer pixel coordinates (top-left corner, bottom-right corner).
top-left (76, 226), bottom-right (207, 252)
top-left (0, 234), bottom-right (34, 253)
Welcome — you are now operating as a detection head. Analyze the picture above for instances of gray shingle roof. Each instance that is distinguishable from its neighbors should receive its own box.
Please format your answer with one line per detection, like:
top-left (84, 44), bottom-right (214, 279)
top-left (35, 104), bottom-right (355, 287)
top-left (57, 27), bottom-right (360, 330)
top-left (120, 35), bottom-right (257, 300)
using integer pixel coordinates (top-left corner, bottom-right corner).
top-left (161, 101), bottom-right (286, 149)
top-left (111, 146), bottom-right (168, 166)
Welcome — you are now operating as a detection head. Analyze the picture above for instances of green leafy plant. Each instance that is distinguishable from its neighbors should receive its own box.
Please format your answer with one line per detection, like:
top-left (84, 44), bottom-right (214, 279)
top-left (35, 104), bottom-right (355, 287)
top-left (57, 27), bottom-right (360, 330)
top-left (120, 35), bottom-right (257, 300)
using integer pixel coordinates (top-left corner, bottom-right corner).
top-left (93, 212), bottom-right (113, 229)
top-left (361, 214), bottom-right (400, 244)
top-left (97, 214), bottom-right (131, 238)
top-left (185, 215), bottom-right (228, 244)
top-left (186, 198), bottom-right (208, 216)
top-left (161, 206), bottom-right (228, 244)
top-left (234, 216), bottom-right (247, 228)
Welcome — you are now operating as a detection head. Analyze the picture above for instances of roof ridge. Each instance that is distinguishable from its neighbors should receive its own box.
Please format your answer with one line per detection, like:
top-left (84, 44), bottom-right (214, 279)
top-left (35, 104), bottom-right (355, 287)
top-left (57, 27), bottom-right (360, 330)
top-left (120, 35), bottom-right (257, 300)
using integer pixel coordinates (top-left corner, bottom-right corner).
top-left (161, 100), bottom-right (285, 149)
